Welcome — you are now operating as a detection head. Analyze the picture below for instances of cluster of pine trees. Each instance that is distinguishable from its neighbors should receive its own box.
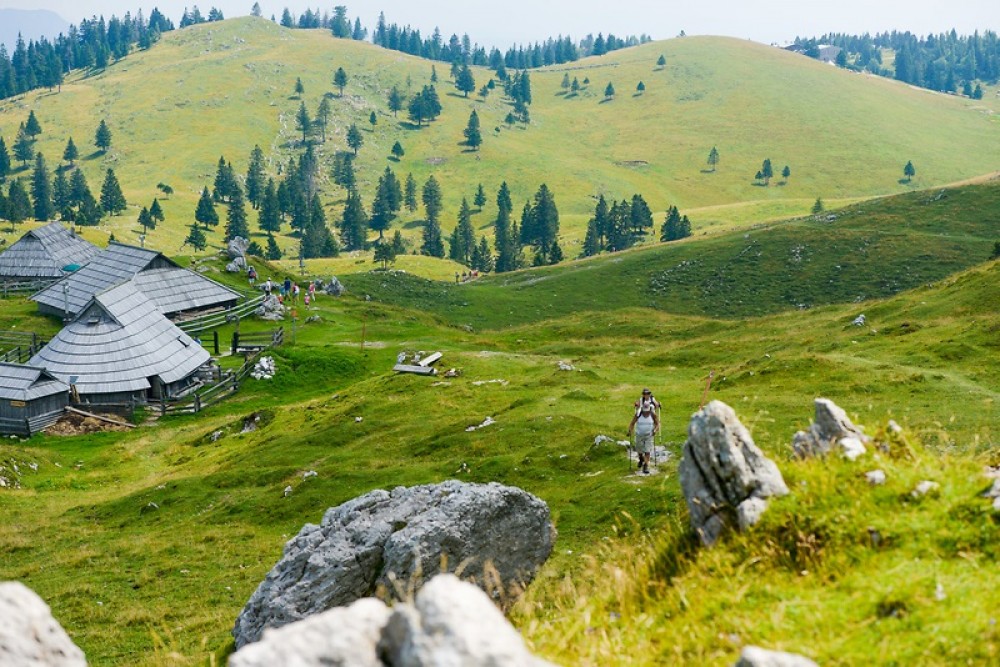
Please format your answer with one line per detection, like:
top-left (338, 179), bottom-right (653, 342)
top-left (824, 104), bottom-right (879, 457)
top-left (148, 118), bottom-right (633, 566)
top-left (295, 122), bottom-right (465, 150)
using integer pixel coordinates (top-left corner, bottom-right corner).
top-left (580, 194), bottom-right (655, 256)
top-left (276, 5), bottom-right (367, 40)
top-left (0, 8), bottom-right (174, 101)
top-left (371, 10), bottom-right (648, 69)
top-left (794, 30), bottom-right (999, 95)
top-left (178, 6), bottom-right (225, 27)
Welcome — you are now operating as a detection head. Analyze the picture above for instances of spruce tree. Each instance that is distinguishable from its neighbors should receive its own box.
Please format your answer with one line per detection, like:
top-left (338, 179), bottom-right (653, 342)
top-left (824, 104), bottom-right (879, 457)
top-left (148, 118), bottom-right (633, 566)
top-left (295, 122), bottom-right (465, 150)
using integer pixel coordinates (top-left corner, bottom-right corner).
top-left (456, 65), bottom-right (476, 97)
top-left (903, 160), bottom-right (916, 182)
top-left (388, 86), bottom-right (404, 117)
top-left (99, 168), bottom-right (126, 215)
top-left (62, 137), bottom-right (78, 166)
top-left (31, 153), bottom-right (53, 221)
top-left (339, 190), bottom-right (368, 251)
top-left (421, 216), bottom-right (445, 257)
top-left (24, 110), bottom-right (42, 138)
top-left (258, 179), bottom-right (281, 232)
top-left (333, 67), bottom-right (348, 95)
top-left (422, 175), bottom-right (443, 225)
top-left (707, 146), bottom-right (719, 172)
top-left (225, 184), bottom-right (250, 241)
top-left (373, 241), bottom-right (397, 269)
top-left (149, 198), bottom-right (164, 223)
top-left (52, 168), bottom-right (70, 213)
top-left (404, 173), bottom-right (418, 212)
top-left (812, 198), bottom-right (824, 214)
top-left (473, 184), bottom-right (487, 211)
top-left (316, 97), bottom-right (332, 142)
top-left (185, 224), bottom-right (207, 251)
top-left (294, 77), bottom-right (304, 96)
top-left (390, 229), bottom-right (407, 255)
top-left (604, 82), bottom-right (616, 99)
top-left (346, 123), bottom-right (363, 155)
top-left (369, 110), bottom-right (378, 129)
top-left (761, 158), bottom-right (774, 186)
top-left (464, 110), bottom-right (482, 150)
top-left (265, 233), bottom-right (283, 260)
top-left (391, 141), bottom-right (405, 160)
top-left (69, 168), bottom-right (92, 206)
top-left (195, 186), bottom-right (219, 228)
top-left (782, 165), bottom-right (791, 182)
top-left (296, 102), bottom-right (312, 144)
top-left (14, 124), bottom-right (33, 166)
top-left (6, 179), bottom-right (32, 224)
top-left (0, 137), bottom-right (10, 181)
top-left (656, 54), bottom-right (666, 67)
top-left (138, 206), bottom-right (155, 232)
top-left (95, 119), bottom-right (112, 153)
top-left (582, 219), bottom-right (600, 257)
top-left (494, 182), bottom-right (516, 272)
top-left (245, 145), bottom-right (265, 209)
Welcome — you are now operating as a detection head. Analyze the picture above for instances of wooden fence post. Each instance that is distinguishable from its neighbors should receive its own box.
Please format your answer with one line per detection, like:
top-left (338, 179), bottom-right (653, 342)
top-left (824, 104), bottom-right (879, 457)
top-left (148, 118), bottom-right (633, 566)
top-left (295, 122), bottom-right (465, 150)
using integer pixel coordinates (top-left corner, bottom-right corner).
top-left (213, 330), bottom-right (220, 356)
top-left (231, 331), bottom-right (239, 355)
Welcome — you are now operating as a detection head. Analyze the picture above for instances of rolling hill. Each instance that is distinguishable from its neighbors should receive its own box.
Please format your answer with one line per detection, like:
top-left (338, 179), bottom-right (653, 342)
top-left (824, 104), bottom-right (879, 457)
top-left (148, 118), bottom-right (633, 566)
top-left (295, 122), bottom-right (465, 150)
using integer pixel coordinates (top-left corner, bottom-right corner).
top-left (1, 16), bottom-right (998, 258)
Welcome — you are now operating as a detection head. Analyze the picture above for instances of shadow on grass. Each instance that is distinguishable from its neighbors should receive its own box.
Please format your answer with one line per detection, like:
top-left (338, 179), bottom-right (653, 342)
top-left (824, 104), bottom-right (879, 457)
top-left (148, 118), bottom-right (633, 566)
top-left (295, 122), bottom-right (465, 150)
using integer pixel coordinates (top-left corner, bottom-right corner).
top-left (399, 122), bottom-right (423, 131)
top-left (599, 98), bottom-right (614, 104)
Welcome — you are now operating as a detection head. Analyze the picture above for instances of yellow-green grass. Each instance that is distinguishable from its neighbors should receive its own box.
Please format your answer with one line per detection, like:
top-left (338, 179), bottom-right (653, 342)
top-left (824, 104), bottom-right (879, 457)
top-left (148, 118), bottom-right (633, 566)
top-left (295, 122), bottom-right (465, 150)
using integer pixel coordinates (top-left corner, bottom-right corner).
top-left (2, 17), bottom-right (1000, 258)
top-left (2, 242), bottom-right (1000, 664)
top-left (273, 252), bottom-right (467, 282)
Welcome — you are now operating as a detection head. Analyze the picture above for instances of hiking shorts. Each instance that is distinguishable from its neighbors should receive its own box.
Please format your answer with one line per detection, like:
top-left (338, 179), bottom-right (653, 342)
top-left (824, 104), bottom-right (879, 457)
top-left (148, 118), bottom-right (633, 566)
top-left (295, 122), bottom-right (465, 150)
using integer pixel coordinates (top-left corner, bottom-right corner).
top-left (635, 432), bottom-right (654, 454)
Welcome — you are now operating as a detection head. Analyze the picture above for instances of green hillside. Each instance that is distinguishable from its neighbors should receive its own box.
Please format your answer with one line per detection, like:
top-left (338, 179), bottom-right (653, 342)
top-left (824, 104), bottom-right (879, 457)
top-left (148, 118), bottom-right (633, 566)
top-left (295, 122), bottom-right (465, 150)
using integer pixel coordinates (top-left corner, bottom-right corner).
top-left (347, 180), bottom-right (1000, 326)
top-left (1, 16), bottom-right (999, 259)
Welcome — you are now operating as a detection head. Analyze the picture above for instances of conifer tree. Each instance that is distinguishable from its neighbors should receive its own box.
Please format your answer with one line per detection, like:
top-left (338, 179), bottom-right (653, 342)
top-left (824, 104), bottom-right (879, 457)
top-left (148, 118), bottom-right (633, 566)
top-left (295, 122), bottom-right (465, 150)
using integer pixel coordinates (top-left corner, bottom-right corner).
top-left (316, 97), bottom-right (332, 142)
top-left (6, 179), bottom-right (32, 224)
top-left (213, 156), bottom-right (237, 202)
top-left (390, 229), bottom-right (407, 255)
top-left (24, 110), bottom-right (42, 139)
top-left (225, 183), bottom-right (249, 241)
top-left (245, 145), bottom-right (266, 209)
top-left (456, 65), bottom-right (476, 97)
top-left (346, 123), bottom-right (363, 155)
top-left (296, 102), bottom-right (312, 144)
top-left (812, 198), bottom-right (824, 214)
top-left (903, 160), bottom-right (916, 182)
top-left (404, 173), bottom-right (418, 212)
top-left (62, 137), bottom-right (78, 166)
top-left (138, 206), bottom-right (155, 232)
top-left (14, 124), bottom-right (33, 166)
top-left (636, 81), bottom-right (645, 94)
top-left (582, 218), bottom-right (600, 257)
top-left (52, 168), bottom-right (70, 213)
top-left (258, 178), bottom-right (280, 233)
top-left (388, 86), bottom-right (404, 117)
top-left (294, 77), bottom-right (304, 97)
top-left (657, 54), bottom-right (666, 67)
top-left (339, 190), bottom-right (368, 250)
top-left (185, 224), bottom-right (207, 251)
top-left (265, 233), bottom-right (282, 260)
top-left (471, 236), bottom-right (493, 272)
top-left (782, 165), bottom-right (791, 182)
top-left (373, 240), bottom-right (397, 269)
top-left (0, 137), bottom-right (10, 181)
top-left (95, 119), bottom-right (112, 153)
top-left (333, 67), bottom-right (348, 95)
top-left (369, 111), bottom-right (378, 129)
top-left (421, 216), bottom-right (445, 257)
top-left (494, 181), bottom-right (516, 272)
top-left (99, 168), bottom-right (126, 215)
top-left (391, 141), bottom-right (405, 160)
top-left (549, 239), bottom-right (564, 264)
top-left (302, 193), bottom-right (338, 258)
top-left (31, 153), bottom-right (53, 221)
top-left (464, 110), bottom-right (482, 150)
top-left (474, 184), bottom-right (487, 211)
top-left (604, 82), bottom-right (616, 99)
top-left (449, 197), bottom-right (475, 264)
top-left (195, 186), bottom-right (219, 228)
top-left (149, 198), bottom-right (164, 223)
top-left (761, 158), bottom-right (774, 186)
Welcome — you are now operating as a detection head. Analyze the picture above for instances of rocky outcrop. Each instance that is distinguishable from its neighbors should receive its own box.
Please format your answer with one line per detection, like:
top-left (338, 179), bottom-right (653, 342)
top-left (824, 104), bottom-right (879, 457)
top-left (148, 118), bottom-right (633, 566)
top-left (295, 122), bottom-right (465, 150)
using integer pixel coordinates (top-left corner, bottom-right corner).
top-left (792, 398), bottom-right (869, 460)
top-left (233, 481), bottom-right (556, 648)
top-left (226, 256), bottom-right (247, 273)
top-left (229, 574), bottom-right (554, 667)
top-left (0, 582), bottom-right (87, 666)
top-left (228, 237), bottom-right (250, 259)
top-left (324, 276), bottom-right (345, 296)
top-left (679, 401), bottom-right (789, 546)
top-left (255, 294), bottom-right (285, 321)
top-left (735, 646), bottom-right (818, 667)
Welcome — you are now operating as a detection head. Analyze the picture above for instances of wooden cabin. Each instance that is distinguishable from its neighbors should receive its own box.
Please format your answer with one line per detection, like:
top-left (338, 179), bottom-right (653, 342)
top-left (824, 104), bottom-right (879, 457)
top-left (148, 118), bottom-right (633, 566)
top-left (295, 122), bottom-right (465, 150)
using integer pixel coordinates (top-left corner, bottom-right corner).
top-left (0, 362), bottom-right (68, 436)
top-left (0, 222), bottom-right (100, 287)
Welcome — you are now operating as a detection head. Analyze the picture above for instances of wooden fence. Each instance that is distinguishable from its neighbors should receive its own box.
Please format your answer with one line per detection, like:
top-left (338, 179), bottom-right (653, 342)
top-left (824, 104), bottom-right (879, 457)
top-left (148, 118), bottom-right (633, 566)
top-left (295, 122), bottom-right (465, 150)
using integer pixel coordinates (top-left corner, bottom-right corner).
top-left (231, 327), bottom-right (284, 355)
top-left (0, 278), bottom-right (57, 298)
top-left (177, 294), bottom-right (266, 336)
top-left (0, 332), bottom-right (47, 364)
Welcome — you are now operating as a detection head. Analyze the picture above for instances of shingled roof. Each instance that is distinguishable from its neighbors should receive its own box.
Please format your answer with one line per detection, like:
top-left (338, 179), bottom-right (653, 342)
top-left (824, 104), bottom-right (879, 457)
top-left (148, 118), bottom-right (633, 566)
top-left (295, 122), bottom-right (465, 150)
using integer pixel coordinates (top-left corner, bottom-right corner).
top-left (0, 222), bottom-right (101, 280)
top-left (0, 363), bottom-right (68, 402)
top-left (29, 282), bottom-right (210, 398)
top-left (32, 242), bottom-right (240, 319)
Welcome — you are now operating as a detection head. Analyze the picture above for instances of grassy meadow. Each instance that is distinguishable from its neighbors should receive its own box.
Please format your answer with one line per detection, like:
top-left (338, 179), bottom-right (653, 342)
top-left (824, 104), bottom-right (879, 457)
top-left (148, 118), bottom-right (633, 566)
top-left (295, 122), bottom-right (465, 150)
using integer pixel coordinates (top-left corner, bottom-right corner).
top-left (1, 17), bottom-right (999, 263)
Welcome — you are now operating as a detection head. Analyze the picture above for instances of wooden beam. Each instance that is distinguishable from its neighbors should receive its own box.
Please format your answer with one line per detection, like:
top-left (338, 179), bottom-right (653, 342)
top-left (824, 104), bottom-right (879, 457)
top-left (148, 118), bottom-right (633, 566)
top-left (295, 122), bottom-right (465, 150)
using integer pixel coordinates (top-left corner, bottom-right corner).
top-left (417, 352), bottom-right (443, 367)
top-left (393, 364), bottom-right (437, 376)
top-left (65, 406), bottom-right (136, 428)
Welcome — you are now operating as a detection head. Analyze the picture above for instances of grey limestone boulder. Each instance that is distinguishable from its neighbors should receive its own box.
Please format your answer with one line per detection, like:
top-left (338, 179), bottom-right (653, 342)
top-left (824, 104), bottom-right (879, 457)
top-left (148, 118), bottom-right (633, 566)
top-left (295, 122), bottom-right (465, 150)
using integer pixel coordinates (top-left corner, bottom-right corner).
top-left (679, 401), bottom-right (789, 546)
top-left (0, 582), bottom-right (87, 666)
top-left (233, 481), bottom-right (556, 648)
top-left (228, 575), bottom-right (554, 667)
top-left (792, 398), bottom-right (870, 460)
top-left (228, 237), bottom-right (250, 259)
top-left (226, 256), bottom-right (247, 273)
top-left (735, 645), bottom-right (819, 667)
top-left (324, 276), bottom-right (345, 296)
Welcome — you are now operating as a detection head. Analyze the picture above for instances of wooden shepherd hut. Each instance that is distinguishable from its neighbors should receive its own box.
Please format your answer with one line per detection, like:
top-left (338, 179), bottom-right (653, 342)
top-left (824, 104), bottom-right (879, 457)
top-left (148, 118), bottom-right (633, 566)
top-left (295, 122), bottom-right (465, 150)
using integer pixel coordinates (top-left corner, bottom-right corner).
top-left (29, 282), bottom-right (211, 405)
top-left (32, 242), bottom-right (241, 320)
top-left (0, 222), bottom-right (100, 284)
top-left (0, 362), bottom-right (68, 436)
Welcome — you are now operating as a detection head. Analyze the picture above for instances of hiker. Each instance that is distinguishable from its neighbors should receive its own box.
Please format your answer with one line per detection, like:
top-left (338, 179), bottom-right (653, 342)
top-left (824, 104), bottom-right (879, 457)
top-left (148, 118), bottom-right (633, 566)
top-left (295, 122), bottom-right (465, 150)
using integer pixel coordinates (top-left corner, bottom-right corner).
top-left (628, 402), bottom-right (659, 474)
top-left (283, 277), bottom-right (292, 296)
top-left (264, 278), bottom-right (273, 295)
top-left (247, 266), bottom-right (257, 285)
top-left (634, 387), bottom-right (661, 414)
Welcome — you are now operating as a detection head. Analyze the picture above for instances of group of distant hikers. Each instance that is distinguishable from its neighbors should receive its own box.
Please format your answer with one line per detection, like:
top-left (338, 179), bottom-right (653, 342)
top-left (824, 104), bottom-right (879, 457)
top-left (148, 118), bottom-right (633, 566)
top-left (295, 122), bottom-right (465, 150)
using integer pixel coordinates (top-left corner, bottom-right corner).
top-left (248, 266), bottom-right (318, 306)
top-left (627, 388), bottom-right (661, 475)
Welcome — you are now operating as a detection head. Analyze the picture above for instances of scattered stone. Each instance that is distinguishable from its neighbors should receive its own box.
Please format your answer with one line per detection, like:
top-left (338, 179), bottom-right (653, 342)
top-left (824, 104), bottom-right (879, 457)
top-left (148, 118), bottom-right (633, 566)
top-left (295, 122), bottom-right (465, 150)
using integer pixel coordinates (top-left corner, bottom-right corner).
top-left (305, 315), bottom-right (322, 324)
top-left (324, 277), bottom-right (345, 296)
top-left (0, 582), bottom-right (87, 666)
top-left (852, 314), bottom-right (867, 326)
top-left (228, 237), bottom-right (250, 259)
top-left (355, 416), bottom-right (363, 423)
top-left (242, 413), bottom-right (262, 433)
top-left (232, 481), bottom-right (555, 648)
top-left (865, 470), bottom-right (887, 486)
top-left (302, 471), bottom-right (317, 480)
top-left (471, 379), bottom-right (508, 386)
top-left (888, 420), bottom-right (903, 434)
top-left (443, 368), bottom-right (461, 378)
top-left (380, 574), bottom-right (555, 667)
top-left (792, 398), bottom-right (870, 460)
top-left (983, 478), bottom-right (1000, 511)
top-left (465, 417), bottom-right (495, 432)
top-left (229, 575), bottom-right (553, 667)
top-left (557, 360), bottom-right (576, 371)
top-left (679, 401), bottom-right (789, 546)
top-left (226, 256), bottom-right (247, 273)
top-left (911, 480), bottom-right (939, 498)
top-left (594, 434), bottom-right (614, 446)
top-left (251, 356), bottom-right (276, 380)
top-left (230, 598), bottom-right (389, 667)
top-left (210, 430), bottom-right (224, 442)
top-left (735, 645), bottom-right (818, 667)
top-left (256, 294), bottom-right (285, 321)
top-left (935, 583), bottom-right (946, 601)
top-left (283, 485), bottom-right (293, 498)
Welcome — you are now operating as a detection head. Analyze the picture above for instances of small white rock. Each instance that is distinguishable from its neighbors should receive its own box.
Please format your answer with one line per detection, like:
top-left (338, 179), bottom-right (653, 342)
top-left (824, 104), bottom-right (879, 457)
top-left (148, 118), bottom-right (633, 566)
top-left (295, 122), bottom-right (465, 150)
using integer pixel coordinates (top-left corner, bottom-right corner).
top-left (865, 470), bottom-right (887, 486)
top-left (912, 480), bottom-right (939, 498)
top-left (303, 470), bottom-right (317, 480)
top-left (283, 485), bottom-right (293, 497)
top-left (838, 436), bottom-right (867, 461)
top-left (888, 419), bottom-right (903, 434)
top-left (935, 583), bottom-right (946, 601)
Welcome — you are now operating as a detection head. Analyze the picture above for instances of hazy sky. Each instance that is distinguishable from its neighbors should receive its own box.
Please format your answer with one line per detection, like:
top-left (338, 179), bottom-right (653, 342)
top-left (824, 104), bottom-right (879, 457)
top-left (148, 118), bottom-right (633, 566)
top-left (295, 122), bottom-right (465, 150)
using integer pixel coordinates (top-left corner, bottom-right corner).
top-left (2, 0), bottom-right (997, 46)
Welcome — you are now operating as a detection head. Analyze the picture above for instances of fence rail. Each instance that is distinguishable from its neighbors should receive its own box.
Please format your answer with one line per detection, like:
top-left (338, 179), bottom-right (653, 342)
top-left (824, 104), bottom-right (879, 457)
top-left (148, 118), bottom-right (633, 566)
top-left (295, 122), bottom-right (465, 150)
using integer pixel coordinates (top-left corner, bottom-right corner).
top-left (177, 295), bottom-right (266, 335)
top-left (231, 327), bottom-right (284, 355)
top-left (0, 332), bottom-right (47, 364)
top-left (0, 278), bottom-right (57, 298)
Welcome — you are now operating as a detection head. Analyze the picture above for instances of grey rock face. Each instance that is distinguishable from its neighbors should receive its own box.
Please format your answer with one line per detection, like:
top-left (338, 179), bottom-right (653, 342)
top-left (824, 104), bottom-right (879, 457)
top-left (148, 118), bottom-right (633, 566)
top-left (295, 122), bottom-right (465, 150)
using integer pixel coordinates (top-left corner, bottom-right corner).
top-left (226, 256), bottom-right (247, 273)
top-left (679, 401), bottom-right (789, 546)
top-left (228, 575), bottom-right (554, 667)
top-left (233, 481), bottom-right (555, 648)
top-left (0, 582), bottom-right (87, 666)
top-left (255, 294), bottom-right (285, 321)
top-left (380, 574), bottom-right (555, 667)
top-left (227, 237), bottom-right (250, 259)
top-left (229, 598), bottom-right (390, 667)
top-left (324, 276), bottom-right (344, 296)
top-left (735, 645), bottom-right (819, 667)
top-left (792, 398), bottom-right (870, 460)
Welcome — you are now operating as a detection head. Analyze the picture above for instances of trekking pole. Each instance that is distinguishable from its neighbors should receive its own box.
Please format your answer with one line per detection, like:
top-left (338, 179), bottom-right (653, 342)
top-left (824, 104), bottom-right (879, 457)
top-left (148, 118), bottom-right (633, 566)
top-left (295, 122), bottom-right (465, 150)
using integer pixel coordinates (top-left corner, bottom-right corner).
top-left (699, 371), bottom-right (715, 410)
